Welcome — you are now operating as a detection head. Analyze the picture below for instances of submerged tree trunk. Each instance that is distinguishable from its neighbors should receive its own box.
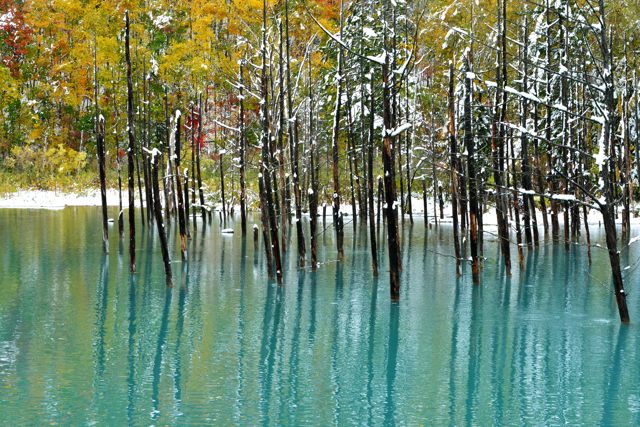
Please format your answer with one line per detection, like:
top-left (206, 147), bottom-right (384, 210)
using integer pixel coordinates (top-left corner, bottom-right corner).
top-left (598, 0), bottom-right (629, 323)
top-left (174, 112), bottom-right (188, 261)
top-left (151, 150), bottom-right (172, 287)
top-left (97, 116), bottom-right (109, 254)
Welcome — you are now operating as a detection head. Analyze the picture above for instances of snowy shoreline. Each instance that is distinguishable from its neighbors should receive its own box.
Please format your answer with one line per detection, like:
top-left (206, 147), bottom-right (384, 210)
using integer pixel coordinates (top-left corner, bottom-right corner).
top-left (1, 189), bottom-right (639, 228)
top-left (0, 189), bottom-right (133, 210)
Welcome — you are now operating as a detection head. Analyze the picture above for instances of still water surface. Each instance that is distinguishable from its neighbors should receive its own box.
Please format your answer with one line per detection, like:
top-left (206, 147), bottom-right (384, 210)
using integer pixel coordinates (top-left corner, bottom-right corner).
top-left (1, 208), bottom-right (640, 425)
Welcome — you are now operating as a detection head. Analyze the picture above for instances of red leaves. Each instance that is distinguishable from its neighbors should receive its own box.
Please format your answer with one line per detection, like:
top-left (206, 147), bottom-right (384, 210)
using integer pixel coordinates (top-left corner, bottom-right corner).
top-left (0, 1), bottom-right (32, 77)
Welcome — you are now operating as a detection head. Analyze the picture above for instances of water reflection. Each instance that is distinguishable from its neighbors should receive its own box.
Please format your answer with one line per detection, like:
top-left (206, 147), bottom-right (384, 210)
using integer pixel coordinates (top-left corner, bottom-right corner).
top-left (384, 302), bottom-right (400, 426)
top-left (151, 288), bottom-right (172, 420)
top-left (0, 209), bottom-right (639, 425)
top-left (127, 274), bottom-right (137, 426)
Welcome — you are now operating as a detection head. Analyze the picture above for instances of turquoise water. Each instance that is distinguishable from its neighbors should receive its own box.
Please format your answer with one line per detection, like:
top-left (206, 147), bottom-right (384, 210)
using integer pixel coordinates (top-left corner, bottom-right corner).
top-left (1, 207), bottom-right (640, 426)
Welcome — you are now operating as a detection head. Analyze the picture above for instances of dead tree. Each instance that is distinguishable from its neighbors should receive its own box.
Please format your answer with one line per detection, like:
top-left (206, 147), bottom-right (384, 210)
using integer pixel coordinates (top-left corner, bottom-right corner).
top-left (174, 111), bottom-right (188, 261)
top-left (260, 0), bottom-right (283, 283)
top-left (150, 149), bottom-right (172, 286)
top-left (94, 44), bottom-right (108, 254)
top-left (125, 11), bottom-right (136, 273)
top-left (331, 0), bottom-right (346, 260)
top-left (239, 61), bottom-right (247, 236)
top-left (463, 57), bottom-right (479, 284)
top-left (449, 63), bottom-right (461, 277)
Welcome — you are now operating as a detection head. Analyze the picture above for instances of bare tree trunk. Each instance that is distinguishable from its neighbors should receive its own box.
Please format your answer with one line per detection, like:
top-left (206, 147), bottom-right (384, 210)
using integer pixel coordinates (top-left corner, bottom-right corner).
top-left (520, 18), bottom-right (533, 247)
top-left (196, 95), bottom-right (206, 222)
top-left (239, 62), bottom-right (247, 236)
top-left (509, 131), bottom-right (524, 267)
top-left (142, 62), bottom-right (154, 228)
top-left (546, 0), bottom-right (559, 241)
top-left (599, 0), bottom-right (630, 323)
top-left (383, 57), bottom-right (401, 299)
top-left (174, 112), bottom-right (188, 261)
top-left (494, 0), bottom-right (511, 275)
top-left (261, 0), bottom-right (282, 283)
top-left (94, 44), bottom-right (108, 254)
top-left (97, 117), bottom-right (109, 253)
top-left (309, 59), bottom-right (319, 269)
top-left (463, 58), bottom-right (479, 283)
top-left (285, 0), bottom-right (306, 266)
top-left (111, 69), bottom-right (124, 238)
top-left (190, 104), bottom-right (197, 228)
top-left (368, 78), bottom-right (378, 276)
top-left (448, 63), bottom-right (461, 277)
top-left (277, 20), bottom-right (288, 252)
top-left (331, 0), bottom-right (346, 260)
top-left (184, 169), bottom-right (190, 234)
top-left (125, 11), bottom-right (136, 273)
top-left (151, 151), bottom-right (172, 287)
top-left (345, 82), bottom-right (359, 224)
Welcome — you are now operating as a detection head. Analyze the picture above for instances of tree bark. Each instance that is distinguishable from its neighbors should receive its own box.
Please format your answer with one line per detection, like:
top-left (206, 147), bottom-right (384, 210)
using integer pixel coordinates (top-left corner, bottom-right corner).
top-left (463, 58), bottom-right (479, 283)
top-left (449, 63), bottom-right (461, 277)
top-left (285, 0), bottom-right (306, 266)
top-left (125, 11), bottom-right (136, 273)
top-left (151, 151), bottom-right (172, 286)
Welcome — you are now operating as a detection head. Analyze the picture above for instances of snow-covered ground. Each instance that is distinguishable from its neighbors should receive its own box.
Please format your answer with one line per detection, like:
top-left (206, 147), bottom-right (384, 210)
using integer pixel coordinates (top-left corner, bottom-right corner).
top-left (0, 189), bottom-right (135, 209)
top-left (1, 189), bottom-right (639, 228)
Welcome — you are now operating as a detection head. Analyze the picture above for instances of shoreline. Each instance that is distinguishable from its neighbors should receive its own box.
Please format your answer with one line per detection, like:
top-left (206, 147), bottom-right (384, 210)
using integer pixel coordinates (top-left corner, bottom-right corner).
top-left (1, 189), bottom-right (639, 228)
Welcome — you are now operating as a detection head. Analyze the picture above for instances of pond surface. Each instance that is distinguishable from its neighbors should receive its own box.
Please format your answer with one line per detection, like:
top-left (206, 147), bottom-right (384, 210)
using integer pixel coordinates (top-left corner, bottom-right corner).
top-left (1, 207), bottom-right (640, 425)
